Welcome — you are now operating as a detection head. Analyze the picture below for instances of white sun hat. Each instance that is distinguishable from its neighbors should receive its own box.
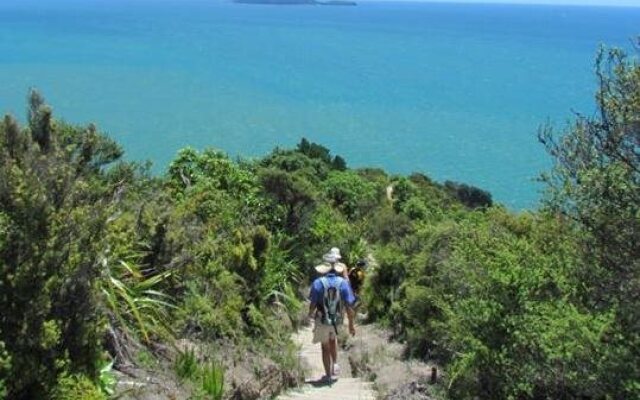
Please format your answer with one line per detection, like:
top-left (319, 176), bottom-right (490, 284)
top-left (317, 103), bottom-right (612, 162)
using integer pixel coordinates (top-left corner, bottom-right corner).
top-left (323, 247), bottom-right (342, 263)
top-left (315, 247), bottom-right (346, 274)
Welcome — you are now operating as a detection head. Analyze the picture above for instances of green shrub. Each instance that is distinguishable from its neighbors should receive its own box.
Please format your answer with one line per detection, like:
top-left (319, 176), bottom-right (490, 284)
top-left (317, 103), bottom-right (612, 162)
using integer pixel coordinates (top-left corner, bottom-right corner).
top-left (443, 222), bottom-right (604, 398)
top-left (259, 168), bottom-right (317, 233)
top-left (363, 244), bottom-right (409, 325)
top-left (537, 44), bottom-right (640, 399)
top-left (200, 361), bottom-right (224, 400)
top-left (0, 94), bottom-right (114, 398)
top-left (53, 374), bottom-right (105, 400)
top-left (0, 340), bottom-right (9, 400)
top-left (175, 349), bottom-right (199, 380)
top-left (175, 350), bottom-right (225, 400)
top-left (322, 170), bottom-right (378, 220)
top-left (98, 360), bottom-right (116, 397)
top-left (135, 349), bottom-right (158, 369)
top-left (101, 259), bottom-right (175, 344)
top-left (261, 147), bottom-right (330, 183)
top-left (366, 206), bottom-right (413, 244)
top-left (443, 180), bottom-right (492, 209)
top-left (178, 278), bottom-right (245, 340)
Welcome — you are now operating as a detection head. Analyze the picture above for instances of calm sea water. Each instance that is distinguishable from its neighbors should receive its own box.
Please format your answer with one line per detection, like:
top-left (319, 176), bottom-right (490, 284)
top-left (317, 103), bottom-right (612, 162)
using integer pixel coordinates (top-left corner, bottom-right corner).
top-left (1, 0), bottom-right (638, 209)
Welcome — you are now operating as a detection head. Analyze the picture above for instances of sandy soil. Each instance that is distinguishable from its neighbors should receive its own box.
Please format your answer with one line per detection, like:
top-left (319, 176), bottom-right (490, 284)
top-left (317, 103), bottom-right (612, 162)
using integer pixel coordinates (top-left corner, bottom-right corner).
top-left (342, 318), bottom-right (440, 400)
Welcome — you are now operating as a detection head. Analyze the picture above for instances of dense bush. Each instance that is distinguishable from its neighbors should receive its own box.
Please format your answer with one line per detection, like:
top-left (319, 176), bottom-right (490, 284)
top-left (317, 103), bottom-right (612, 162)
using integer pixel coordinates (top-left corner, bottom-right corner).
top-left (443, 180), bottom-right (493, 209)
top-left (0, 92), bottom-right (119, 398)
top-left (0, 339), bottom-right (9, 399)
top-left (53, 374), bottom-right (105, 400)
top-left (0, 96), bottom-right (316, 398)
top-left (322, 170), bottom-right (378, 220)
top-left (537, 45), bottom-right (640, 398)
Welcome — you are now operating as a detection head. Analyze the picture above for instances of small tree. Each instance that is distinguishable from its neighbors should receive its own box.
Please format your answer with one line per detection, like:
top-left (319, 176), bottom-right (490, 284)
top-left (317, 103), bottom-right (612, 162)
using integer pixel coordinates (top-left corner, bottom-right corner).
top-left (0, 92), bottom-right (122, 398)
top-left (539, 44), bottom-right (640, 398)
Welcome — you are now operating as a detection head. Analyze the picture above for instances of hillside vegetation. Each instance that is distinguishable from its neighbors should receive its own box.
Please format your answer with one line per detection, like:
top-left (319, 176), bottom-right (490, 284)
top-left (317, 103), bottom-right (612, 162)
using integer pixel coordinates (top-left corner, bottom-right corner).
top-left (0, 45), bottom-right (638, 399)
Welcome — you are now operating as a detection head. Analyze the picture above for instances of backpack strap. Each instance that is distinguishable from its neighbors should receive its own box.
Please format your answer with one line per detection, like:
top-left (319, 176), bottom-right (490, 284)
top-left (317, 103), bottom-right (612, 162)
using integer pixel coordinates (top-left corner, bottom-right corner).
top-left (319, 277), bottom-right (328, 316)
top-left (320, 276), bottom-right (329, 291)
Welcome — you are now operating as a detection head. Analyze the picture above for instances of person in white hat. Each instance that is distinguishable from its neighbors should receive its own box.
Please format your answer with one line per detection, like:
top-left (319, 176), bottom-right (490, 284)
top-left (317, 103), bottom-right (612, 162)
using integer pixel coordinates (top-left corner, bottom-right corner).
top-left (308, 247), bottom-right (356, 382)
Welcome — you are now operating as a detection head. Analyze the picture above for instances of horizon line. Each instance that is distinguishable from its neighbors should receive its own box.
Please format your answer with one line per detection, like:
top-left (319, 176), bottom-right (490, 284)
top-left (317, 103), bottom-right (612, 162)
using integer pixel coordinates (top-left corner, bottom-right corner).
top-left (357, 0), bottom-right (640, 8)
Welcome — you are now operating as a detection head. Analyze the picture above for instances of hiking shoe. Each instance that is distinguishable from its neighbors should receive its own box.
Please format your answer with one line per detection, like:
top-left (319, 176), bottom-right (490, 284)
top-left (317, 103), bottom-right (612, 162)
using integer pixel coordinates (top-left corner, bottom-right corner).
top-left (320, 374), bottom-right (333, 384)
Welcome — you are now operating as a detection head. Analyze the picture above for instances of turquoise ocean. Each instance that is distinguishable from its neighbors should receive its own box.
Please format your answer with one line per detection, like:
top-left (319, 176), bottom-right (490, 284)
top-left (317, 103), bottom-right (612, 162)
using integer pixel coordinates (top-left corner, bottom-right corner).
top-left (1, 0), bottom-right (639, 209)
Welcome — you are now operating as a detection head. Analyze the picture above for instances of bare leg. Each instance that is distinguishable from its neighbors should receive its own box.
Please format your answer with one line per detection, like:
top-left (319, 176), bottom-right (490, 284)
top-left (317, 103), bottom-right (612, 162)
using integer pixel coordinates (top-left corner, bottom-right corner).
top-left (321, 342), bottom-right (331, 377)
top-left (329, 335), bottom-right (338, 374)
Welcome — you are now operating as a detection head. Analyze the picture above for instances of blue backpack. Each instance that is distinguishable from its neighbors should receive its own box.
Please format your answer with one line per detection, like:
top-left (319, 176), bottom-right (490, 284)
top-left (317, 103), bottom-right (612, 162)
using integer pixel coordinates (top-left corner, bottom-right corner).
top-left (320, 276), bottom-right (344, 330)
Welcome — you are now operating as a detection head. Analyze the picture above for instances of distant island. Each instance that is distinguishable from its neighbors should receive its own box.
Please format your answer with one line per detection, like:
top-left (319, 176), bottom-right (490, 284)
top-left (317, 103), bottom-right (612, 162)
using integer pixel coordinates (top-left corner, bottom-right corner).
top-left (234, 0), bottom-right (356, 5)
top-left (317, 0), bottom-right (357, 5)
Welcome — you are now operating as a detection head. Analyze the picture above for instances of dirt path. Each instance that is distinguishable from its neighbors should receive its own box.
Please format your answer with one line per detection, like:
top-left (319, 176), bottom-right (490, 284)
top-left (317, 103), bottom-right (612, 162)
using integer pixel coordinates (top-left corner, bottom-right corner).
top-left (276, 325), bottom-right (377, 400)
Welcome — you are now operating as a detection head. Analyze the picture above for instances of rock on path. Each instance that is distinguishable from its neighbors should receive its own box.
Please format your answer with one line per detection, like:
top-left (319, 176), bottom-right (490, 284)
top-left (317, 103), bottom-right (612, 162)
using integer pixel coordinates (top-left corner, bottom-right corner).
top-left (277, 325), bottom-right (377, 400)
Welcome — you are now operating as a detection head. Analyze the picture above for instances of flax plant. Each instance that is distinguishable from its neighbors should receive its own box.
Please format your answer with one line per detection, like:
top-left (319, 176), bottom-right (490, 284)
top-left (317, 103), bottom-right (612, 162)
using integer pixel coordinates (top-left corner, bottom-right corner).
top-left (101, 257), bottom-right (175, 344)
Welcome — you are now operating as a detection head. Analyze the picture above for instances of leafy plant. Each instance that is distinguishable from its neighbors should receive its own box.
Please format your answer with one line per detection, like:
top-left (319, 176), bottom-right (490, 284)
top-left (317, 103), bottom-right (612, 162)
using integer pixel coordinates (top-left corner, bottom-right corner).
top-left (175, 351), bottom-right (225, 400)
top-left (135, 349), bottom-right (158, 368)
top-left (0, 93), bottom-right (114, 398)
top-left (537, 44), bottom-right (640, 399)
top-left (0, 340), bottom-right (9, 400)
top-left (260, 237), bottom-right (302, 310)
top-left (101, 259), bottom-right (175, 344)
top-left (322, 170), bottom-right (378, 220)
top-left (53, 374), bottom-right (105, 400)
top-left (98, 360), bottom-right (116, 396)
top-left (175, 349), bottom-right (198, 380)
top-left (200, 361), bottom-right (224, 400)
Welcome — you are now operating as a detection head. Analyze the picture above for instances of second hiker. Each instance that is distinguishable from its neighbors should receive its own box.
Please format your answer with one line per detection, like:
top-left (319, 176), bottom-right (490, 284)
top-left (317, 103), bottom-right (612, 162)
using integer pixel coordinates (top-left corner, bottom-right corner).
top-left (308, 247), bottom-right (356, 382)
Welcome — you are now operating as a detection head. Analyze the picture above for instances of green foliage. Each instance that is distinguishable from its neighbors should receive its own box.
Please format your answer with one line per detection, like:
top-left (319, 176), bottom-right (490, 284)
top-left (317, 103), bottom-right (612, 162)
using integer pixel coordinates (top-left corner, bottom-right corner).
top-left (175, 349), bottom-right (199, 380)
top-left (168, 148), bottom-right (259, 208)
top-left (53, 373), bottom-right (105, 400)
top-left (175, 349), bottom-right (225, 400)
top-left (98, 360), bottom-right (116, 396)
top-left (297, 137), bottom-right (346, 171)
top-left (101, 259), bottom-right (175, 344)
top-left (538, 44), bottom-right (640, 398)
top-left (441, 217), bottom-right (604, 398)
top-left (0, 340), bottom-right (9, 400)
top-left (443, 180), bottom-right (493, 209)
top-left (322, 170), bottom-right (377, 220)
top-left (28, 89), bottom-right (53, 152)
top-left (260, 148), bottom-right (330, 183)
top-left (367, 207), bottom-right (619, 398)
top-left (391, 177), bottom-right (417, 212)
top-left (200, 361), bottom-right (224, 400)
top-left (362, 244), bottom-right (409, 326)
top-left (308, 205), bottom-right (351, 249)
top-left (56, 121), bottom-right (123, 173)
top-left (367, 205), bottom-right (413, 244)
top-left (178, 277), bottom-right (245, 340)
top-left (259, 168), bottom-right (317, 232)
top-left (226, 226), bottom-right (270, 303)
top-left (135, 349), bottom-right (158, 369)
top-left (259, 237), bottom-right (303, 318)
top-left (0, 92), bottom-right (117, 398)
top-left (332, 155), bottom-right (347, 171)
top-left (7, 65), bottom-right (638, 400)
top-left (362, 44), bottom-right (640, 400)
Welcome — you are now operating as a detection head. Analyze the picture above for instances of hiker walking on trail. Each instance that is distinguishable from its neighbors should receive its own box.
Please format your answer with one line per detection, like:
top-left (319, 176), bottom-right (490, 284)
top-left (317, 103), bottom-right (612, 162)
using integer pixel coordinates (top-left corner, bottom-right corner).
top-left (308, 247), bottom-right (356, 382)
top-left (348, 259), bottom-right (368, 307)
